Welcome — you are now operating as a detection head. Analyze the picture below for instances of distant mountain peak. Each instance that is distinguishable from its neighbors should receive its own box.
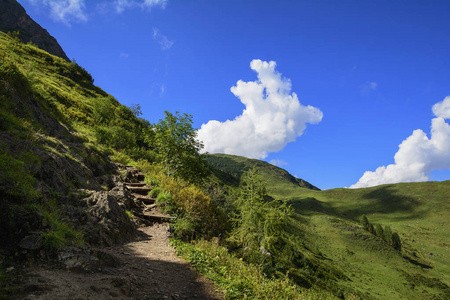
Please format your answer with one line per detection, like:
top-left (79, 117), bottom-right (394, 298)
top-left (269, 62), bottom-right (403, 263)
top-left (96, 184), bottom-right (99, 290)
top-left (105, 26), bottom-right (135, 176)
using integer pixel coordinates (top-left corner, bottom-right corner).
top-left (0, 0), bottom-right (69, 61)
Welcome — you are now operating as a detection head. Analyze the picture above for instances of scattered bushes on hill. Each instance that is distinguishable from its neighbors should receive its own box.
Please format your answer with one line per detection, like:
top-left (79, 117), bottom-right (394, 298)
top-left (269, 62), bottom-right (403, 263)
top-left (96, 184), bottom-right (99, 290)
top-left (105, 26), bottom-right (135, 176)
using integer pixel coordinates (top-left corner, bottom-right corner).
top-left (360, 215), bottom-right (402, 252)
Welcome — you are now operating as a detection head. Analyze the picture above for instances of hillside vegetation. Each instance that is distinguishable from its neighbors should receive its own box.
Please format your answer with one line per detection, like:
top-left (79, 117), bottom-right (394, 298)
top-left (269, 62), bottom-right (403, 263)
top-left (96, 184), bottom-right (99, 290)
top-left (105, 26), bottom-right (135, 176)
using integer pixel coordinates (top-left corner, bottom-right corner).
top-left (201, 154), bottom-right (450, 299)
top-left (1, 28), bottom-right (449, 300)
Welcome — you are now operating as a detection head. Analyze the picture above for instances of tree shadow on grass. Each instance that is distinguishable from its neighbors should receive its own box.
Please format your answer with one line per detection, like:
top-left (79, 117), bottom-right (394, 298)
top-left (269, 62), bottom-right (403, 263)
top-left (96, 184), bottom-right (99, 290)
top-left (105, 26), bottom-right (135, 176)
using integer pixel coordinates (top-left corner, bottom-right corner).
top-left (291, 185), bottom-right (426, 222)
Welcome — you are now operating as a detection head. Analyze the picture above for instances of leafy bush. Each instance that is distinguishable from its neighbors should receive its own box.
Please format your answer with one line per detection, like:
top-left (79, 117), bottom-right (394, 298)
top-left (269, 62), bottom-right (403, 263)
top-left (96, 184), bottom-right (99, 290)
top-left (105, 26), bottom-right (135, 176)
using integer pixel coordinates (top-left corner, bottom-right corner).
top-left (92, 97), bottom-right (115, 124)
top-left (148, 186), bottom-right (161, 198)
top-left (147, 111), bottom-right (208, 183)
top-left (94, 125), bottom-right (136, 150)
top-left (140, 162), bottom-right (224, 240)
top-left (156, 192), bottom-right (175, 213)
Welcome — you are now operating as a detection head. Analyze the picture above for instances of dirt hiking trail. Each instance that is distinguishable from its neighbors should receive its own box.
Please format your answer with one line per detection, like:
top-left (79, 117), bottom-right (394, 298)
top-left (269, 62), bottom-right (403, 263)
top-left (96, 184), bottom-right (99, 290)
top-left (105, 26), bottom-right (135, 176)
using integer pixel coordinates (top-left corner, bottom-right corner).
top-left (20, 167), bottom-right (223, 300)
top-left (23, 223), bottom-right (222, 300)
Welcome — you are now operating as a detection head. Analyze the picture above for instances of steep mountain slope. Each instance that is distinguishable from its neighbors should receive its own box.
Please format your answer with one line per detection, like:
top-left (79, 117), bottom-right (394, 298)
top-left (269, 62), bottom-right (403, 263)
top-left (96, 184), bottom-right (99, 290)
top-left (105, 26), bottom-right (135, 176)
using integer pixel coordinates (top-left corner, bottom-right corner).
top-left (0, 0), bottom-right (69, 61)
top-left (0, 21), bottom-right (222, 300)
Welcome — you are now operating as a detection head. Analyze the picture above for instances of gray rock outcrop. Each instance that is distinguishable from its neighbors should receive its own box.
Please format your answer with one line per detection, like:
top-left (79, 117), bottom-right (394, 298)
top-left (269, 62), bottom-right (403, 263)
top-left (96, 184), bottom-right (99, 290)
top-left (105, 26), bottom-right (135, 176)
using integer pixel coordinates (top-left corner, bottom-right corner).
top-left (0, 0), bottom-right (70, 61)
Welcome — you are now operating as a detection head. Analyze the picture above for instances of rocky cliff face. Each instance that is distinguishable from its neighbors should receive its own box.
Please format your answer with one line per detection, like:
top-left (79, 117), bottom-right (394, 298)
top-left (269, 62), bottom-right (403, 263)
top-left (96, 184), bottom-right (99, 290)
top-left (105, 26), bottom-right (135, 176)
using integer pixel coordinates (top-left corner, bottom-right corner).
top-left (0, 0), bottom-right (69, 61)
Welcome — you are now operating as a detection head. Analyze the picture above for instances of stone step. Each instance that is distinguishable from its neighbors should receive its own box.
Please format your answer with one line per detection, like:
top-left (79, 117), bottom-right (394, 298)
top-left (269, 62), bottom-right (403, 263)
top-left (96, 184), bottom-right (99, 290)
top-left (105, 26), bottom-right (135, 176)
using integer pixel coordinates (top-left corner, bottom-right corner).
top-left (137, 172), bottom-right (145, 180)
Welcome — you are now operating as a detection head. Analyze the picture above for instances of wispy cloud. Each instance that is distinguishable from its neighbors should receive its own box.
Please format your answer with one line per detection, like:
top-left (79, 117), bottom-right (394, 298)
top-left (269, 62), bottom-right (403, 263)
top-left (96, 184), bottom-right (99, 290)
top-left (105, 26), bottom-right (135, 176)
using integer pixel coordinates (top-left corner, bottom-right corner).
top-left (198, 59), bottom-right (323, 159)
top-left (27, 0), bottom-right (88, 25)
top-left (28, 0), bottom-right (168, 23)
top-left (361, 81), bottom-right (378, 96)
top-left (152, 28), bottom-right (174, 50)
top-left (159, 84), bottom-right (166, 97)
top-left (112, 0), bottom-right (167, 13)
top-left (270, 159), bottom-right (288, 167)
top-left (351, 96), bottom-right (450, 188)
top-left (119, 52), bottom-right (129, 59)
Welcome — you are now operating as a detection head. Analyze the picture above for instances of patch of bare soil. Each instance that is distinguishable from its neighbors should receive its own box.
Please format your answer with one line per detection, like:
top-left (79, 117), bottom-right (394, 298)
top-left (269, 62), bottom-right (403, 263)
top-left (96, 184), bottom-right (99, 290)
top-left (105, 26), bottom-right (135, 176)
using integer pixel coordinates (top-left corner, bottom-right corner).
top-left (21, 223), bottom-right (223, 300)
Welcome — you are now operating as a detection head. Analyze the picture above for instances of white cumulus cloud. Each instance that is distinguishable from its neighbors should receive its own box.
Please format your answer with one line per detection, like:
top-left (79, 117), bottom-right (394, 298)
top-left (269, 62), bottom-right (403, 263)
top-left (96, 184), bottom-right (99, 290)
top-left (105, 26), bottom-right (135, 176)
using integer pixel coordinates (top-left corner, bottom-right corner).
top-left (350, 96), bottom-right (450, 189)
top-left (197, 59), bottom-right (323, 159)
top-left (27, 0), bottom-right (87, 25)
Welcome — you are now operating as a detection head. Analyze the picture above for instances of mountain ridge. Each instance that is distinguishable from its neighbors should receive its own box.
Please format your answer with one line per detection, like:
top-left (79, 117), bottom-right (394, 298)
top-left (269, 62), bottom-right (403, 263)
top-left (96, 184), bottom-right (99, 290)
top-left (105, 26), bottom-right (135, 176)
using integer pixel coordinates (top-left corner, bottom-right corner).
top-left (0, 0), bottom-right (69, 61)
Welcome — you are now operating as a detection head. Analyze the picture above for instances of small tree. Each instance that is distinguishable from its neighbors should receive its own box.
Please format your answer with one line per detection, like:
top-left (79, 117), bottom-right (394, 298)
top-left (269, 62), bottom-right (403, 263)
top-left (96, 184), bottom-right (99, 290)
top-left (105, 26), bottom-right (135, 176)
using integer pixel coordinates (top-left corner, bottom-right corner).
top-left (228, 168), bottom-right (293, 266)
top-left (383, 225), bottom-right (393, 243)
top-left (375, 224), bottom-right (384, 238)
top-left (151, 111), bottom-right (207, 183)
top-left (360, 215), bottom-right (369, 231)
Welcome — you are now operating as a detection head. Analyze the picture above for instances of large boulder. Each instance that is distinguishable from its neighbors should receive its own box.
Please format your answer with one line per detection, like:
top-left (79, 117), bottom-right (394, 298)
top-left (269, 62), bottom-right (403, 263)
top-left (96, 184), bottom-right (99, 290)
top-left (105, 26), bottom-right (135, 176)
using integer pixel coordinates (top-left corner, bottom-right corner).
top-left (81, 190), bottom-right (136, 246)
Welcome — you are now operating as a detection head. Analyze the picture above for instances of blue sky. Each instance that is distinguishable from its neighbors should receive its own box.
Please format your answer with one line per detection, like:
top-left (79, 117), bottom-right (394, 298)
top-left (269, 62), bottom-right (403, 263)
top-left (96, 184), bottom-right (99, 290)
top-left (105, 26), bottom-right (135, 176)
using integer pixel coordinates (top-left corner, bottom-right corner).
top-left (18, 0), bottom-right (450, 190)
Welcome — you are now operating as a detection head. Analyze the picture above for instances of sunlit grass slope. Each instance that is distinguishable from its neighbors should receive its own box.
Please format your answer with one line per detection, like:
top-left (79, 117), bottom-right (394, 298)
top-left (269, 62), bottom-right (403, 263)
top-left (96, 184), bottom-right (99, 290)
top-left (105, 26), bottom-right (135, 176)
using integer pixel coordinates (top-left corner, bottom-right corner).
top-left (286, 181), bottom-right (450, 299)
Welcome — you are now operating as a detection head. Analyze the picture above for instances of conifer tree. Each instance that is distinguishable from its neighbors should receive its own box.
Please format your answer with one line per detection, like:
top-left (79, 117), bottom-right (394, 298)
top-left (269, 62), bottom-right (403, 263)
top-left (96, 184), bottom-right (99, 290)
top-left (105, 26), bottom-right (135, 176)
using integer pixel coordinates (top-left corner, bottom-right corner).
top-left (391, 232), bottom-right (402, 252)
top-left (360, 215), bottom-right (369, 231)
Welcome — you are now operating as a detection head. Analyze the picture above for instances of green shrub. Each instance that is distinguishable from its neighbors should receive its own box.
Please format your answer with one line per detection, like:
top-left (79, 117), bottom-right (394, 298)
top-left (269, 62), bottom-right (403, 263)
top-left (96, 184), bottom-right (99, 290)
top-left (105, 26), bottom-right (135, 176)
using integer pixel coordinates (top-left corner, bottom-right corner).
top-left (110, 150), bottom-right (132, 165)
top-left (149, 186), bottom-right (161, 198)
top-left (92, 97), bottom-right (115, 124)
top-left (156, 192), bottom-right (175, 213)
top-left (94, 125), bottom-right (136, 150)
top-left (125, 147), bottom-right (157, 162)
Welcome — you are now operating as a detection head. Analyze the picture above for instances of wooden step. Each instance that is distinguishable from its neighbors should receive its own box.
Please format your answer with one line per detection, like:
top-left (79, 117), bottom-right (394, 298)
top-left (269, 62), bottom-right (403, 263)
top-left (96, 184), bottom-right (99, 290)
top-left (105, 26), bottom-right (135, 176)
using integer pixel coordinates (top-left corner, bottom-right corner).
top-left (125, 182), bottom-right (146, 187)
top-left (134, 195), bottom-right (156, 204)
top-left (127, 186), bottom-right (152, 194)
top-left (137, 172), bottom-right (145, 180)
top-left (144, 204), bottom-right (157, 211)
top-left (133, 212), bottom-right (176, 222)
top-left (143, 212), bottom-right (177, 222)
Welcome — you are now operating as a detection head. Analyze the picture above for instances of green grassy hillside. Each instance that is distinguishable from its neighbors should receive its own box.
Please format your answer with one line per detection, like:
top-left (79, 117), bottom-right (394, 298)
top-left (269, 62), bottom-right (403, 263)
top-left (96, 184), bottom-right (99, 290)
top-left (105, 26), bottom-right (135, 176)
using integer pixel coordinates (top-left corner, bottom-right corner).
top-left (201, 152), bottom-right (450, 299)
top-left (276, 181), bottom-right (449, 299)
top-left (205, 153), bottom-right (320, 194)
top-left (204, 153), bottom-right (449, 299)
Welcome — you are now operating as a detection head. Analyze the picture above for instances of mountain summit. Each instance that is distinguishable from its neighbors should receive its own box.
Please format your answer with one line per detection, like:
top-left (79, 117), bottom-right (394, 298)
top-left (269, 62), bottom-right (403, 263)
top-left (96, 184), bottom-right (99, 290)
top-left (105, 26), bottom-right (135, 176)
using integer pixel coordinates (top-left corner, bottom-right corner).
top-left (0, 0), bottom-right (69, 61)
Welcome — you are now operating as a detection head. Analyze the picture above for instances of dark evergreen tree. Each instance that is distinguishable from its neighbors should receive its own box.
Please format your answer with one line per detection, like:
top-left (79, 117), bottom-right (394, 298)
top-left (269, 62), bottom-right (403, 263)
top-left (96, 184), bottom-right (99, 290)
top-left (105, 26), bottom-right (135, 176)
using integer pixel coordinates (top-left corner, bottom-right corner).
top-left (375, 224), bottom-right (384, 238)
top-left (391, 232), bottom-right (402, 252)
top-left (360, 215), bottom-right (369, 231)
